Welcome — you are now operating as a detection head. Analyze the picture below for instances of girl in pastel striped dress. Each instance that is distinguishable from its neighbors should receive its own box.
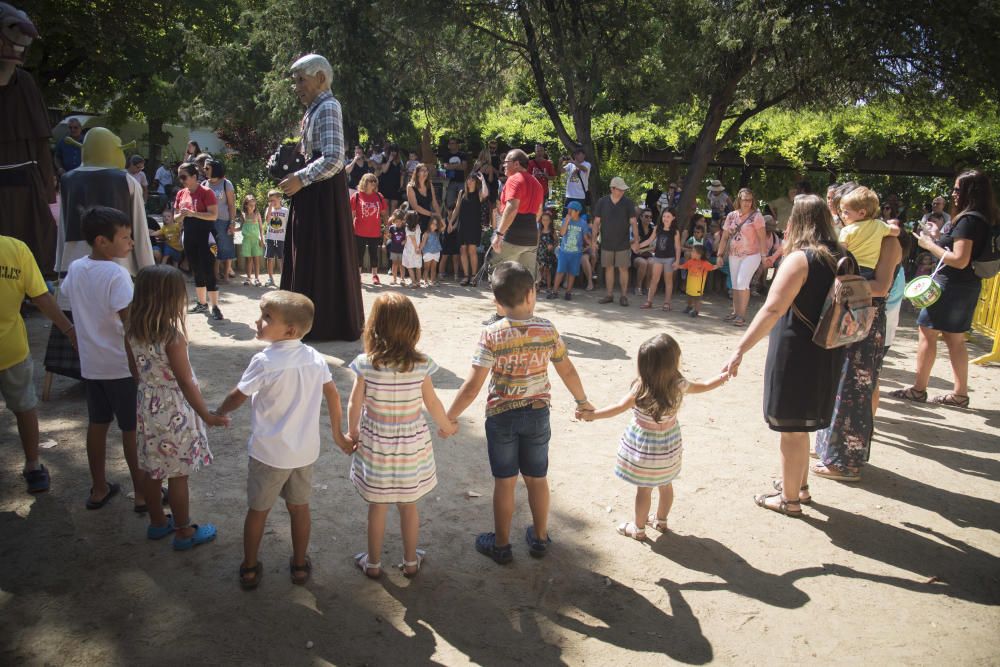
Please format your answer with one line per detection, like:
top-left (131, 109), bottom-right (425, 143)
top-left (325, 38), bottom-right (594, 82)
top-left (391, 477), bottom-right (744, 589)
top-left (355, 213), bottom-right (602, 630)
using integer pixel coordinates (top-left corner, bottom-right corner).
top-left (579, 334), bottom-right (727, 540)
top-left (348, 293), bottom-right (457, 578)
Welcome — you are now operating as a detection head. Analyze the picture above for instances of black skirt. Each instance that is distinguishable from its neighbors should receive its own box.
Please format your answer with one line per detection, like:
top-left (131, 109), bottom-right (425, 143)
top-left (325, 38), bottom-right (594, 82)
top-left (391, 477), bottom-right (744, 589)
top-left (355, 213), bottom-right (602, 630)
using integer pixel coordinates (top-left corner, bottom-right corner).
top-left (281, 170), bottom-right (364, 341)
top-left (917, 275), bottom-right (982, 333)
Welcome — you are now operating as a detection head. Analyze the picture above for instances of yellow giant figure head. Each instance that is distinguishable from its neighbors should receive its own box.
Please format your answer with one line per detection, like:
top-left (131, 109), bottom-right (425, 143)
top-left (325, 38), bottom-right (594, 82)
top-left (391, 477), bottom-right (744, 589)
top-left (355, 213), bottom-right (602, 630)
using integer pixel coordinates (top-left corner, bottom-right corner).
top-left (64, 127), bottom-right (135, 170)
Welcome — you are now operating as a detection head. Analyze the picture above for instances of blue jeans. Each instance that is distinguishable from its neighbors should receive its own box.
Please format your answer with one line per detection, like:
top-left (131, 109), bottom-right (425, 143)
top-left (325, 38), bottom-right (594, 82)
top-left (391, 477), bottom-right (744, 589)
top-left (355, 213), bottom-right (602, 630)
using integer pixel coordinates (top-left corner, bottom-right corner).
top-left (213, 220), bottom-right (236, 260)
top-left (485, 405), bottom-right (551, 478)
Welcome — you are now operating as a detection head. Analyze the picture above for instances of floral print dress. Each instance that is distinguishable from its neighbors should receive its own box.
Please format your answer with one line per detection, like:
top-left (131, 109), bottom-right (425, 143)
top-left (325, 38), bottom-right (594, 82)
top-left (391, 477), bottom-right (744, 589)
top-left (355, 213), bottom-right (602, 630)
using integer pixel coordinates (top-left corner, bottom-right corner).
top-left (131, 338), bottom-right (213, 480)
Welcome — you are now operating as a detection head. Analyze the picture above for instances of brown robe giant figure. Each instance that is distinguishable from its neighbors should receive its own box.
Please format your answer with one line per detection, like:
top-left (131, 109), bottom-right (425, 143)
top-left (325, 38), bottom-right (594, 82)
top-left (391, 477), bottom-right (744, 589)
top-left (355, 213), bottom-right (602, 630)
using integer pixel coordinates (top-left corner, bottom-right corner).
top-left (277, 54), bottom-right (363, 341)
top-left (0, 3), bottom-right (56, 274)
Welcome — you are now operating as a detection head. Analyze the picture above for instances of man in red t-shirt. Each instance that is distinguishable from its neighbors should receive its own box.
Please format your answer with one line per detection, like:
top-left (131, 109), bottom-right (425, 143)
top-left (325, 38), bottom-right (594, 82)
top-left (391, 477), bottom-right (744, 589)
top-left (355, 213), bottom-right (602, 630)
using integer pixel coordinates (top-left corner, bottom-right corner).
top-left (527, 143), bottom-right (556, 202)
top-left (349, 173), bottom-right (387, 283)
top-left (493, 149), bottom-right (543, 277)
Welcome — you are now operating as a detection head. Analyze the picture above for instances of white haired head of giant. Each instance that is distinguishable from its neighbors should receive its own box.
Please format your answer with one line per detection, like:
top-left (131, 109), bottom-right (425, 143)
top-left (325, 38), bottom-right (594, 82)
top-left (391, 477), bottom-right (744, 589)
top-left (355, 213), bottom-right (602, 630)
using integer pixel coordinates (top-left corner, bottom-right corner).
top-left (290, 54), bottom-right (332, 90)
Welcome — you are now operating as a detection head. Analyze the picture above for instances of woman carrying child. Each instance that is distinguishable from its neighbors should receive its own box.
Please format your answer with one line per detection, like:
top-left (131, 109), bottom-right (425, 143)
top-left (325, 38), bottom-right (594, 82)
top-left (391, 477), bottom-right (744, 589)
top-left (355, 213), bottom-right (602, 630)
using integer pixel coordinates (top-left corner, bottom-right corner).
top-left (240, 194), bottom-right (265, 286)
top-left (127, 265), bottom-right (229, 549)
top-left (349, 293), bottom-right (456, 577)
top-left (579, 333), bottom-right (727, 538)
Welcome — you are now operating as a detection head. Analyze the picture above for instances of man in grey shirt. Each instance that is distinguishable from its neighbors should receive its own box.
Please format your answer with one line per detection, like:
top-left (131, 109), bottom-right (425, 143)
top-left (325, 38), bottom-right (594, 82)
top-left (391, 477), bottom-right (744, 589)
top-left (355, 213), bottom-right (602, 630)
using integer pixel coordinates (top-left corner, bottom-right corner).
top-left (593, 176), bottom-right (639, 306)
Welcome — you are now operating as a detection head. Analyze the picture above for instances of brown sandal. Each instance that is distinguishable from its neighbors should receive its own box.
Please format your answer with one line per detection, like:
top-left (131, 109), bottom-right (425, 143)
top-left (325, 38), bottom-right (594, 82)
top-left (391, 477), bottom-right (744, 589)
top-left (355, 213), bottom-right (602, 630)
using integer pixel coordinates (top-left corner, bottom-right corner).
top-left (290, 556), bottom-right (312, 585)
top-left (772, 480), bottom-right (812, 504)
top-left (239, 561), bottom-right (263, 591)
top-left (888, 386), bottom-right (927, 402)
top-left (932, 393), bottom-right (970, 408)
top-left (754, 491), bottom-right (803, 517)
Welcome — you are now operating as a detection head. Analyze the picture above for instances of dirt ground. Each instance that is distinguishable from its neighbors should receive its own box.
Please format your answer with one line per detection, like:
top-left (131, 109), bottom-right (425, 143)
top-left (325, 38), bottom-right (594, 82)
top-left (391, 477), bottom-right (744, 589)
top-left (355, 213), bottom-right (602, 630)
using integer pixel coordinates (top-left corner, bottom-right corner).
top-left (1, 273), bottom-right (998, 666)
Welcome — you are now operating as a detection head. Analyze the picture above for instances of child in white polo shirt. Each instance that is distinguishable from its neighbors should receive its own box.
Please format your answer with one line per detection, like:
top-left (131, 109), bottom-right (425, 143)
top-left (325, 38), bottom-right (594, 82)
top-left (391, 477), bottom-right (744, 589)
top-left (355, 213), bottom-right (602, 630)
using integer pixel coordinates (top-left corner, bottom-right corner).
top-left (216, 290), bottom-right (353, 590)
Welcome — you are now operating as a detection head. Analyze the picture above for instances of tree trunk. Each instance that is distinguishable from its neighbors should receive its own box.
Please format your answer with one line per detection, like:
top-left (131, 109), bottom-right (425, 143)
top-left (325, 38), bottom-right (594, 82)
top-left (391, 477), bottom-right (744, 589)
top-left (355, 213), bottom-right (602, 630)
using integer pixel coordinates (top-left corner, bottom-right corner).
top-left (147, 117), bottom-right (167, 172)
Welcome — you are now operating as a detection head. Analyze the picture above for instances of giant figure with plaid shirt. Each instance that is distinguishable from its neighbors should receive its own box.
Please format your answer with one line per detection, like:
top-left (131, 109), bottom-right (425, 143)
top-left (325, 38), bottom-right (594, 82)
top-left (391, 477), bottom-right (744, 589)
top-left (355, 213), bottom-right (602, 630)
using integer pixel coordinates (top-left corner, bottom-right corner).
top-left (277, 54), bottom-right (363, 341)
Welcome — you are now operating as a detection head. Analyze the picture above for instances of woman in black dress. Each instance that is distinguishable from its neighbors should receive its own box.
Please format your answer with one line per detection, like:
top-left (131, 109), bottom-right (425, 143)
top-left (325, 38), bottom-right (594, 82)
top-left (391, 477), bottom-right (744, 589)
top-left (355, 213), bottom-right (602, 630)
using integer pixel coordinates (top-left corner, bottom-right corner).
top-left (891, 169), bottom-right (999, 409)
top-left (449, 173), bottom-right (489, 285)
top-left (406, 163), bottom-right (440, 233)
top-left (378, 145), bottom-right (404, 212)
top-left (721, 195), bottom-right (846, 517)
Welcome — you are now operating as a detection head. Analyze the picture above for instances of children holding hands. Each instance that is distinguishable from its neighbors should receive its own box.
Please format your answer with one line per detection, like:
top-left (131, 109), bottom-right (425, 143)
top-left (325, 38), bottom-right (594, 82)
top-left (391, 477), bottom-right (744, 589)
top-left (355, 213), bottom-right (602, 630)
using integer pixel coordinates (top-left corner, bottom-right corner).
top-left (214, 290), bottom-right (352, 589)
top-left (127, 265), bottom-right (229, 549)
top-left (447, 262), bottom-right (594, 564)
top-left (577, 333), bottom-right (727, 540)
top-left (348, 293), bottom-right (456, 578)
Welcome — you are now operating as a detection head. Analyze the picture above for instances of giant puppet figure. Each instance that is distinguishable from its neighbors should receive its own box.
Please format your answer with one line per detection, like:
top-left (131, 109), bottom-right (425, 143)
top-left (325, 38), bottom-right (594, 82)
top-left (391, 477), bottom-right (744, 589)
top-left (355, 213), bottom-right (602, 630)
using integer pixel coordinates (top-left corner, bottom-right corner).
top-left (0, 3), bottom-right (57, 274)
top-left (43, 127), bottom-right (154, 386)
top-left (277, 54), bottom-right (363, 341)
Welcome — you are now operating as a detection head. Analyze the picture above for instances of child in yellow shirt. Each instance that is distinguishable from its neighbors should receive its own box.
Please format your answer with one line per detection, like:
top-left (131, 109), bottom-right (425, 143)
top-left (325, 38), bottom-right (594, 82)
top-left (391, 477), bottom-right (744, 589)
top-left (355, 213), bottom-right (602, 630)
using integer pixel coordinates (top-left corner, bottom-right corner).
top-left (838, 186), bottom-right (899, 270)
top-left (676, 246), bottom-right (719, 317)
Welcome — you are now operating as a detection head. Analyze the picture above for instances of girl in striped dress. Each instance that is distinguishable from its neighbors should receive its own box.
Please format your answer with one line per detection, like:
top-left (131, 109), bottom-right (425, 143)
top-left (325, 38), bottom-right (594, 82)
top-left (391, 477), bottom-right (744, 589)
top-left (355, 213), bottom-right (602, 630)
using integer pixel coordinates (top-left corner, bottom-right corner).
top-left (579, 334), bottom-right (727, 540)
top-left (348, 293), bottom-right (456, 578)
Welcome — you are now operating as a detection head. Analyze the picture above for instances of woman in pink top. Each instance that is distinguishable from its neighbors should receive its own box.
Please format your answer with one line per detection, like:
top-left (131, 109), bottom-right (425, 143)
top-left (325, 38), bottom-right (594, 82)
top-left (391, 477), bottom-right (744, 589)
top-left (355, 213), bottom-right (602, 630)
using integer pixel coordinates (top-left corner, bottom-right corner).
top-left (716, 188), bottom-right (766, 326)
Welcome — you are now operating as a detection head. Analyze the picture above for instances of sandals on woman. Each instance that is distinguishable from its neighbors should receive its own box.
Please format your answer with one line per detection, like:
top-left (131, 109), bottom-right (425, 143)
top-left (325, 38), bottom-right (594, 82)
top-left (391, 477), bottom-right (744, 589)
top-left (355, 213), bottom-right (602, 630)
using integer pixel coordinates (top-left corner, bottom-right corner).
top-left (616, 522), bottom-right (646, 541)
top-left (753, 491), bottom-right (803, 517)
top-left (724, 312), bottom-right (738, 321)
top-left (772, 480), bottom-right (812, 504)
top-left (354, 552), bottom-right (382, 579)
top-left (398, 549), bottom-right (427, 578)
top-left (932, 393), bottom-right (970, 408)
top-left (640, 301), bottom-right (653, 309)
top-left (732, 317), bottom-right (746, 327)
top-left (888, 386), bottom-right (928, 402)
top-left (810, 463), bottom-right (861, 482)
top-left (646, 514), bottom-right (668, 532)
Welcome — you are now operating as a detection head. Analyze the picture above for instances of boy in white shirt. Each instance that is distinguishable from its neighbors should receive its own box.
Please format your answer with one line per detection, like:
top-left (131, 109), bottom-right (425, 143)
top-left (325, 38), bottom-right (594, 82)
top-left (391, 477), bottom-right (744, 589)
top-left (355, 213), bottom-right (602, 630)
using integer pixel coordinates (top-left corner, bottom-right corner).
top-left (216, 291), bottom-right (352, 590)
top-left (61, 207), bottom-right (145, 510)
top-left (263, 189), bottom-right (288, 287)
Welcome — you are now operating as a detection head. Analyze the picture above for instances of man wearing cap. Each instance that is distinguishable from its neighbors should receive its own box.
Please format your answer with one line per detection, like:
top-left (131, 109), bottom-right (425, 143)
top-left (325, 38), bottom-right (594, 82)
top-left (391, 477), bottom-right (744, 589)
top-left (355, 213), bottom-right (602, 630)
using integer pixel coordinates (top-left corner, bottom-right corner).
top-left (593, 177), bottom-right (640, 306)
top-left (561, 146), bottom-right (590, 213)
top-left (708, 180), bottom-right (733, 222)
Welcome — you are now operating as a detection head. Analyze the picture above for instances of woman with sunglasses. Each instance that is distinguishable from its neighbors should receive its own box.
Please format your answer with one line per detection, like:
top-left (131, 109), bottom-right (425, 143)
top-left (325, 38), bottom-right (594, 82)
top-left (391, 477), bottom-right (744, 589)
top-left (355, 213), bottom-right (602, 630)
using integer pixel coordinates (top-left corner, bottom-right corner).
top-left (175, 162), bottom-right (223, 320)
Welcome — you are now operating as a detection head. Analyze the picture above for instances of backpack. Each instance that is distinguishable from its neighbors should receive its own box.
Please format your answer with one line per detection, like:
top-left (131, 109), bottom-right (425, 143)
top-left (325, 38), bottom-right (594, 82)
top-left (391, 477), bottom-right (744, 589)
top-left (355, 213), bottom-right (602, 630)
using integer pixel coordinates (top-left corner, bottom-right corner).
top-left (962, 211), bottom-right (1000, 279)
top-left (792, 254), bottom-right (876, 349)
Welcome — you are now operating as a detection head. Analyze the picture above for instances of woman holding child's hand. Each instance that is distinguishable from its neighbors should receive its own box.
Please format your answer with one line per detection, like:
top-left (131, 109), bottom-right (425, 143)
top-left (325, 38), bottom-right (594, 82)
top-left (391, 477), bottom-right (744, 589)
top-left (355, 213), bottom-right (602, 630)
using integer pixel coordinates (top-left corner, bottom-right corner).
top-left (721, 195), bottom-right (848, 518)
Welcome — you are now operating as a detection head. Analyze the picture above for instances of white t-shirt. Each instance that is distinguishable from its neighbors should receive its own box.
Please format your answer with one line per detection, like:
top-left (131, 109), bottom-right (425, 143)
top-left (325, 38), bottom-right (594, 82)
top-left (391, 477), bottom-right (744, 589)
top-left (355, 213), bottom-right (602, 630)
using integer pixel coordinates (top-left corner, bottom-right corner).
top-left (563, 161), bottom-right (591, 199)
top-left (61, 256), bottom-right (134, 379)
top-left (129, 170), bottom-right (148, 190)
top-left (237, 339), bottom-right (333, 469)
top-left (154, 165), bottom-right (172, 194)
top-left (265, 206), bottom-right (288, 241)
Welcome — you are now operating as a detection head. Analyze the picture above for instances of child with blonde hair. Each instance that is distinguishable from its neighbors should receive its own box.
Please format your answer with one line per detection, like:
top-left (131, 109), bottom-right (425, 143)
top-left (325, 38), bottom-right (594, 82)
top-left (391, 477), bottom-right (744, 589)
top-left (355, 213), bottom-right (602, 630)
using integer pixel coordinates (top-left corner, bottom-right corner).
top-left (216, 290), bottom-right (351, 589)
top-left (127, 265), bottom-right (229, 548)
top-left (578, 333), bottom-right (726, 539)
top-left (838, 186), bottom-right (899, 271)
top-left (349, 293), bottom-right (456, 577)
top-left (240, 194), bottom-right (265, 286)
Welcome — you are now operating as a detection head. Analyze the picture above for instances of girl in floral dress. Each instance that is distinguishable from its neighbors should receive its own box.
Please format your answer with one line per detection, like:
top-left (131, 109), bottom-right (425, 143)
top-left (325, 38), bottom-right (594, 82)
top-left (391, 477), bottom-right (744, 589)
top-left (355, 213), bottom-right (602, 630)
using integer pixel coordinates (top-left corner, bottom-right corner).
top-left (348, 293), bottom-right (456, 578)
top-left (127, 266), bottom-right (229, 550)
top-left (536, 211), bottom-right (558, 292)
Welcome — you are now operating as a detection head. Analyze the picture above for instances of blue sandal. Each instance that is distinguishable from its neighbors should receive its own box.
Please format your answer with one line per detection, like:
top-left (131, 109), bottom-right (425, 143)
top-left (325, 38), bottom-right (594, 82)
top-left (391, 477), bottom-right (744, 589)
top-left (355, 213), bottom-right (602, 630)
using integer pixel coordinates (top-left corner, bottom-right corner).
top-left (172, 523), bottom-right (217, 551)
top-left (475, 532), bottom-right (513, 565)
top-left (147, 515), bottom-right (175, 540)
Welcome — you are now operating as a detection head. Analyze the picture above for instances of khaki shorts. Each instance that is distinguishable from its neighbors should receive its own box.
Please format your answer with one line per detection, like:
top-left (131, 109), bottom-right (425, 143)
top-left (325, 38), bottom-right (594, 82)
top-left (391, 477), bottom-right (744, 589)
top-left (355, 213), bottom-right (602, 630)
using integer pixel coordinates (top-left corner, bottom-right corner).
top-left (247, 457), bottom-right (314, 510)
top-left (601, 249), bottom-right (631, 268)
top-left (0, 356), bottom-right (38, 413)
top-left (491, 241), bottom-right (538, 278)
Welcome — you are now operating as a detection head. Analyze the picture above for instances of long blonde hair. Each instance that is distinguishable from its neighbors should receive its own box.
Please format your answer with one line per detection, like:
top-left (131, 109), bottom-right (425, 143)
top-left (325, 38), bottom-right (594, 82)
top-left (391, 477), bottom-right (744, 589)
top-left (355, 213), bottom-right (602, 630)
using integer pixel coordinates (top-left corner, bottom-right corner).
top-left (783, 194), bottom-right (842, 268)
top-left (127, 265), bottom-right (187, 346)
top-left (633, 334), bottom-right (684, 422)
top-left (364, 293), bottom-right (426, 372)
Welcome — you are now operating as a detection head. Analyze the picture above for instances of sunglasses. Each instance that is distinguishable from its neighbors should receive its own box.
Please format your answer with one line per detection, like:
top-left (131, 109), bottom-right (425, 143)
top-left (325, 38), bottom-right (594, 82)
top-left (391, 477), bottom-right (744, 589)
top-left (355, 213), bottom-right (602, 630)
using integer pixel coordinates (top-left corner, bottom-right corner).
top-left (178, 173), bottom-right (190, 181)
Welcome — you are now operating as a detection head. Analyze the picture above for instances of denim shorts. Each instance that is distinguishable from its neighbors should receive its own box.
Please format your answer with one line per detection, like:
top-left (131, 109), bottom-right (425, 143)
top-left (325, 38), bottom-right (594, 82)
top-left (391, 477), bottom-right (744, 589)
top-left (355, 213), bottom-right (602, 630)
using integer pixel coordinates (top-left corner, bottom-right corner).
top-left (485, 404), bottom-right (551, 478)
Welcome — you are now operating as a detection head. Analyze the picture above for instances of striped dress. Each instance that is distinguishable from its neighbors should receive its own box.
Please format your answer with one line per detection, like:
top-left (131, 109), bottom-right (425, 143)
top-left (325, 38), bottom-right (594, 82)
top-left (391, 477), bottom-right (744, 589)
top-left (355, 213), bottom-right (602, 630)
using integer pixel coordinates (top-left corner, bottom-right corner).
top-left (615, 406), bottom-right (683, 488)
top-left (349, 354), bottom-right (438, 504)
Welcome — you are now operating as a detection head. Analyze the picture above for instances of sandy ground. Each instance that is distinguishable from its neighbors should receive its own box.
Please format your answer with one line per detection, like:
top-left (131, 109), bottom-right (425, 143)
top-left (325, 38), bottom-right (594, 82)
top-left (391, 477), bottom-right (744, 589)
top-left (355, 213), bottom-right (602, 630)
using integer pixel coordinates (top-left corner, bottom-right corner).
top-left (1, 272), bottom-right (998, 666)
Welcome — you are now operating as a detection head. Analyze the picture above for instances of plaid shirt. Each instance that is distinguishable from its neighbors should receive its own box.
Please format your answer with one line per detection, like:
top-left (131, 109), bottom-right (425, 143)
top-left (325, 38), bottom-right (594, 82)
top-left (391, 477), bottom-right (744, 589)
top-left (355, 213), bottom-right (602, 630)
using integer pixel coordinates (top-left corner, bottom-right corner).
top-left (296, 91), bottom-right (345, 187)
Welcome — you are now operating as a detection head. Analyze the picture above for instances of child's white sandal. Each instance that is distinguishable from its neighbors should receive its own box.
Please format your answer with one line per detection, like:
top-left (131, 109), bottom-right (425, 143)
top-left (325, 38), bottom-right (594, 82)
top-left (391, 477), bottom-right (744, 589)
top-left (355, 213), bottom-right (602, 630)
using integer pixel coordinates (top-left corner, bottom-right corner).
top-left (398, 548), bottom-right (426, 578)
top-left (616, 522), bottom-right (646, 541)
top-left (353, 552), bottom-right (382, 578)
top-left (646, 514), bottom-right (669, 532)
